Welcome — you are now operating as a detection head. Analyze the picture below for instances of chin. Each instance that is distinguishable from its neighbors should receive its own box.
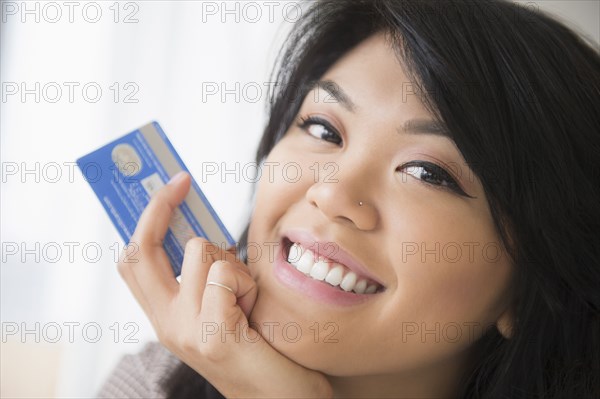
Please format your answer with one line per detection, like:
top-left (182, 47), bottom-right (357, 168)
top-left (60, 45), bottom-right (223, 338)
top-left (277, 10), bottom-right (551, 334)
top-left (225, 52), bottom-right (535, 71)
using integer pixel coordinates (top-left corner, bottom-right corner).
top-left (247, 292), bottom-right (350, 375)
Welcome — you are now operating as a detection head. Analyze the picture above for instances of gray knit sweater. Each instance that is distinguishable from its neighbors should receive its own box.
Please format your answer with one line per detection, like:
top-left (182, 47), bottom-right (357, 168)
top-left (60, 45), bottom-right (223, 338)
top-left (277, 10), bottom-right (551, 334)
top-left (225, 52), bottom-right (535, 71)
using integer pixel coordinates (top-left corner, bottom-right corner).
top-left (97, 341), bottom-right (181, 398)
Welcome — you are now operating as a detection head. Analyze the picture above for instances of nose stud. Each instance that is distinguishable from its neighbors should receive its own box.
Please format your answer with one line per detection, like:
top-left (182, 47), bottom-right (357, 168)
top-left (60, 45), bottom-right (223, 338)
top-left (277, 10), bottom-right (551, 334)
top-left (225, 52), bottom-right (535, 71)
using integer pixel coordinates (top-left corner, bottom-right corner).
top-left (358, 201), bottom-right (364, 206)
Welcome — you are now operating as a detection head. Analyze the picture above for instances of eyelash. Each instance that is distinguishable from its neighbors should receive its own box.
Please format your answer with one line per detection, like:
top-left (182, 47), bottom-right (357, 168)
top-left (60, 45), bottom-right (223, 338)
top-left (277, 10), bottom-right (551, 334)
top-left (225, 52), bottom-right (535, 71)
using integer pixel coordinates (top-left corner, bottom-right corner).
top-left (397, 161), bottom-right (471, 197)
top-left (296, 115), bottom-right (472, 197)
top-left (297, 115), bottom-right (342, 146)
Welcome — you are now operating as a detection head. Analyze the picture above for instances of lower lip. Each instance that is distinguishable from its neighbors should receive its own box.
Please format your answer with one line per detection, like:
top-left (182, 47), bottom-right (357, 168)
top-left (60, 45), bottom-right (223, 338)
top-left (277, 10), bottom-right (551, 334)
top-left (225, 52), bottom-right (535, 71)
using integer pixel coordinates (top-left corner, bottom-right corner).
top-left (273, 242), bottom-right (374, 307)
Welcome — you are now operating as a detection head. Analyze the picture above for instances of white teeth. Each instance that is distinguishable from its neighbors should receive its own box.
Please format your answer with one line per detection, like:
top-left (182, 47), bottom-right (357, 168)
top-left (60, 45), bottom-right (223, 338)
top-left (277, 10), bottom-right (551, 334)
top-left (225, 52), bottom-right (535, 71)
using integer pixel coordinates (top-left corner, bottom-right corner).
top-left (340, 272), bottom-right (358, 292)
top-left (295, 250), bottom-right (314, 274)
top-left (309, 259), bottom-right (329, 281)
top-left (288, 243), bottom-right (302, 263)
top-left (353, 279), bottom-right (367, 294)
top-left (325, 264), bottom-right (344, 286)
top-left (287, 242), bottom-right (381, 294)
top-left (365, 284), bottom-right (378, 294)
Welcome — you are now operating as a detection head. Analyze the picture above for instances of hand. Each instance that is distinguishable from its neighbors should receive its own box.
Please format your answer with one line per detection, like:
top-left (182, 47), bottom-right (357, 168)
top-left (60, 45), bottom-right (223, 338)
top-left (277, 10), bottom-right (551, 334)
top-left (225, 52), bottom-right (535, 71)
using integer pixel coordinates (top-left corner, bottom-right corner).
top-left (117, 171), bottom-right (332, 398)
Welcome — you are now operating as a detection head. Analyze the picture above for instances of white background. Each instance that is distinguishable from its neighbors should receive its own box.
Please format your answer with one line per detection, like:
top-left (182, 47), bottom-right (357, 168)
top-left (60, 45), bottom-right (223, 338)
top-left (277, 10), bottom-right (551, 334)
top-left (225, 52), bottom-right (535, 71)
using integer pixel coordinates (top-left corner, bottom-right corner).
top-left (1, 1), bottom-right (598, 397)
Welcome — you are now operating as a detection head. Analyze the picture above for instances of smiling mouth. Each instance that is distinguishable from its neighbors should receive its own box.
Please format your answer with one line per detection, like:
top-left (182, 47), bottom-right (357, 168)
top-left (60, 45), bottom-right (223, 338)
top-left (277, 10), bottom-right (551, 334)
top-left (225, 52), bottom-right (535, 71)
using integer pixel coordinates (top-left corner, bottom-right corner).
top-left (282, 238), bottom-right (384, 295)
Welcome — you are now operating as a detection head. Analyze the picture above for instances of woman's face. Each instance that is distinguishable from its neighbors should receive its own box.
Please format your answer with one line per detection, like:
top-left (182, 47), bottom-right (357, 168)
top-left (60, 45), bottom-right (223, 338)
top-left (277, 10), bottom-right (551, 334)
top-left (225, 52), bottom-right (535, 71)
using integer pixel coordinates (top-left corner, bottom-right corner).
top-left (246, 32), bottom-right (513, 377)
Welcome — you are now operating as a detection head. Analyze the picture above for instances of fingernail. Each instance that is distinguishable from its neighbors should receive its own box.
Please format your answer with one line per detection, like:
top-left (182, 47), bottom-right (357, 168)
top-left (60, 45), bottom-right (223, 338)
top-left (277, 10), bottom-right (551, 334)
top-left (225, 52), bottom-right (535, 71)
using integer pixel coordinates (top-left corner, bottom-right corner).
top-left (168, 171), bottom-right (187, 185)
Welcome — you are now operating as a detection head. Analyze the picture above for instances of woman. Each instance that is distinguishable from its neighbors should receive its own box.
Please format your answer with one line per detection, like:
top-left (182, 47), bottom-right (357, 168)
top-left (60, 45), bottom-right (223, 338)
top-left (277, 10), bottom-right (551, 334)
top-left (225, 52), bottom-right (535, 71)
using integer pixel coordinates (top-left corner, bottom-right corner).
top-left (99, 0), bottom-right (600, 398)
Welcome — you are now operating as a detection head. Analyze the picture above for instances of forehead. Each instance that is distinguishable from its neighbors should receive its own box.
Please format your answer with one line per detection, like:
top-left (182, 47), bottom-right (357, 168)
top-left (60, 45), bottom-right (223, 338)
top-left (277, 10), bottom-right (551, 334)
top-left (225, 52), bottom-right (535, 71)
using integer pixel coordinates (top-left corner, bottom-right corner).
top-left (317, 32), bottom-right (432, 121)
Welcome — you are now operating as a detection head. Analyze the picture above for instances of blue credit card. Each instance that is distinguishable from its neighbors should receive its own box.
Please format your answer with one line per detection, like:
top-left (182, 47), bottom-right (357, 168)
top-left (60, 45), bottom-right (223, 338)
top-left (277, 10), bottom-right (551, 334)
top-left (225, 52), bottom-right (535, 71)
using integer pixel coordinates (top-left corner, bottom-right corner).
top-left (76, 121), bottom-right (235, 276)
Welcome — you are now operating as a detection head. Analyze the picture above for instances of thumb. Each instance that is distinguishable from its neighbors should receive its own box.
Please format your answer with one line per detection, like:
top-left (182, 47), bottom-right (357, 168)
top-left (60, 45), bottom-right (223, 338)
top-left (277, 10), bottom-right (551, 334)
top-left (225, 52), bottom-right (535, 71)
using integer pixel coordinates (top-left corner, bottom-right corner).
top-left (134, 171), bottom-right (191, 246)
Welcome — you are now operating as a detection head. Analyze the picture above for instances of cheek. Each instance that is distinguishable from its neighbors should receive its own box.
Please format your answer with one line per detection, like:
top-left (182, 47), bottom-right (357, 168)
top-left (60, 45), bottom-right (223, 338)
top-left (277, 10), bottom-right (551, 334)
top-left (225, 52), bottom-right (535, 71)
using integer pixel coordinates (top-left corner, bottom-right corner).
top-left (383, 203), bottom-right (513, 330)
top-left (246, 140), bottom-right (316, 275)
top-left (247, 140), bottom-right (316, 242)
top-left (355, 221), bottom-right (513, 372)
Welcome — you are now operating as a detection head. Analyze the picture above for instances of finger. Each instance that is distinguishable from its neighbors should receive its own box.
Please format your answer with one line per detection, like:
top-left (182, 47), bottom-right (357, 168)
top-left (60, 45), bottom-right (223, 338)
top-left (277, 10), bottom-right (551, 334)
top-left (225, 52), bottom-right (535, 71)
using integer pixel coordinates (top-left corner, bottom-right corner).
top-left (208, 241), bottom-right (251, 277)
top-left (119, 243), bottom-right (178, 318)
top-left (120, 172), bottom-right (190, 313)
top-left (116, 246), bottom-right (149, 311)
top-left (133, 171), bottom-right (191, 247)
top-left (202, 260), bottom-right (257, 320)
top-left (179, 237), bottom-right (216, 314)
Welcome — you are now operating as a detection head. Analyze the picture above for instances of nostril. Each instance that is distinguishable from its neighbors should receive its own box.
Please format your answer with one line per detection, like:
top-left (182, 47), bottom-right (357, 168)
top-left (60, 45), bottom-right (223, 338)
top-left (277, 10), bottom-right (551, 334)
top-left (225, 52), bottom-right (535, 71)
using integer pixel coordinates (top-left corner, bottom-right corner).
top-left (335, 215), bottom-right (354, 226)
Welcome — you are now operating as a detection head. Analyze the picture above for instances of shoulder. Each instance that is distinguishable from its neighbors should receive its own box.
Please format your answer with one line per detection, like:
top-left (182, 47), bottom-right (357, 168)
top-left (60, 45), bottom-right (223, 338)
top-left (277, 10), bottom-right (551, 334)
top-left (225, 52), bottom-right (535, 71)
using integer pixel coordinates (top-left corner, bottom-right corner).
top-left (97, 341), bottom-right (181, 399)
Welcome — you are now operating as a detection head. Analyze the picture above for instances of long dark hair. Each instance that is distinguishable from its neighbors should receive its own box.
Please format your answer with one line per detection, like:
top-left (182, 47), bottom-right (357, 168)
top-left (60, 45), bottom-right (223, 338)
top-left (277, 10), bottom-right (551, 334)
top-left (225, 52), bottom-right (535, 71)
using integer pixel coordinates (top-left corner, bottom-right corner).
top-left (168, 1), bottom-right (600, 397)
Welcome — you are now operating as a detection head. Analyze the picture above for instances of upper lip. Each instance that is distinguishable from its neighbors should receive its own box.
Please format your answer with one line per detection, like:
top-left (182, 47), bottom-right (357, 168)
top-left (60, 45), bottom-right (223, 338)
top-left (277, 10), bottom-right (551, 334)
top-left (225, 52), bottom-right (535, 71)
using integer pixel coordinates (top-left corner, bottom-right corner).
top-left (281, 228), bottom-right (385, 286)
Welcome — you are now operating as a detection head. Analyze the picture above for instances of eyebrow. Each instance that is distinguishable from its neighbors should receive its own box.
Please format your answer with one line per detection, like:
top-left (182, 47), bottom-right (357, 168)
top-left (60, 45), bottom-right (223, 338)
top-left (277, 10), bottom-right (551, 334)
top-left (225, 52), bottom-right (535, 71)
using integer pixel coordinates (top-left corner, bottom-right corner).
top-left (310, 79), bottom-right (452, 139)
top-left (311, 79), bottom-right (356, 112)
top-left (400, 118), bottom-right (452, 139)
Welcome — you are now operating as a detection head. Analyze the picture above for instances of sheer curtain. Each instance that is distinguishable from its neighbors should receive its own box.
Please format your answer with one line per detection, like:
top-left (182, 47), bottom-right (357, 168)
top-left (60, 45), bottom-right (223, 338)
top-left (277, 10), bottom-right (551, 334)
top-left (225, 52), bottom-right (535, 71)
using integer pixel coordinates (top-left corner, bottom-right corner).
top-left (1, 1), bottom-right (597, 398)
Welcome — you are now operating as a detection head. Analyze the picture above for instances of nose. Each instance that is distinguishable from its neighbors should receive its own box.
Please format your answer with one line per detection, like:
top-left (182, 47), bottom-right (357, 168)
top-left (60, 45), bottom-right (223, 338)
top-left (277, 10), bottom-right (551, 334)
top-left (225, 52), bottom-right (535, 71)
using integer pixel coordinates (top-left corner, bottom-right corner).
top-left (305, 164), bottom-right (379, 231)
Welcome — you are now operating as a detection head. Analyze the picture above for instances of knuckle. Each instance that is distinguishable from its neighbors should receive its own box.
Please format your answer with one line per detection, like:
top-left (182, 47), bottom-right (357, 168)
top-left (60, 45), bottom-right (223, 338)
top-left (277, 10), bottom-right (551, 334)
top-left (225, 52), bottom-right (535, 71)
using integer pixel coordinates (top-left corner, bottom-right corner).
top-left (184, 237), bottom-right (213, 260)
top-left (116, 246), bottom-right (150, 275)
top-left (220, 247), bottom-right (240, 264)
top-left (208, 260), bottom-right (232, 278)
top-left (116, 252), bottom-right (136, 277)
top-left (185, 237), bottom-right (220, 265)
top-left (185, 236), bottom-right (208, 252)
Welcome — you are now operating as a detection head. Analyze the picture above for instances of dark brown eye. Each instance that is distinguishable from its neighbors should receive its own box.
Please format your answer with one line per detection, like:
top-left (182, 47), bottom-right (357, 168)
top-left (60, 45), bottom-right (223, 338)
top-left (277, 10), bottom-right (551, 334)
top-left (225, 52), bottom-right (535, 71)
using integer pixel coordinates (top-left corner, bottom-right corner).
top-left (398, 161), bottom-right (472, 197)
top-left (297, 116), bottom-right (342, 146)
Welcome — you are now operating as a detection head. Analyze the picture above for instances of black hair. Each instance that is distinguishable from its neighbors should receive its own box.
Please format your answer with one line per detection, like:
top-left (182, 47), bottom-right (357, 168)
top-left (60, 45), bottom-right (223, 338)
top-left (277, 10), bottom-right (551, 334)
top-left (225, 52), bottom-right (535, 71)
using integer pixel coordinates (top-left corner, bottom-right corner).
top-left (168, 1), bottom-right (600, 397)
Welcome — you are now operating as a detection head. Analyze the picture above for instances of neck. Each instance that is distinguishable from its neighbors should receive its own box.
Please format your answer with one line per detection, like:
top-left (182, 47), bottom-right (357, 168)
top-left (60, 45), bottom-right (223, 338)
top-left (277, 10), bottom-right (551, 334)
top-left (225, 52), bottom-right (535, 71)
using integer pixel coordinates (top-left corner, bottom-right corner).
top-left (326, 355), bottom-right (469, 399)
